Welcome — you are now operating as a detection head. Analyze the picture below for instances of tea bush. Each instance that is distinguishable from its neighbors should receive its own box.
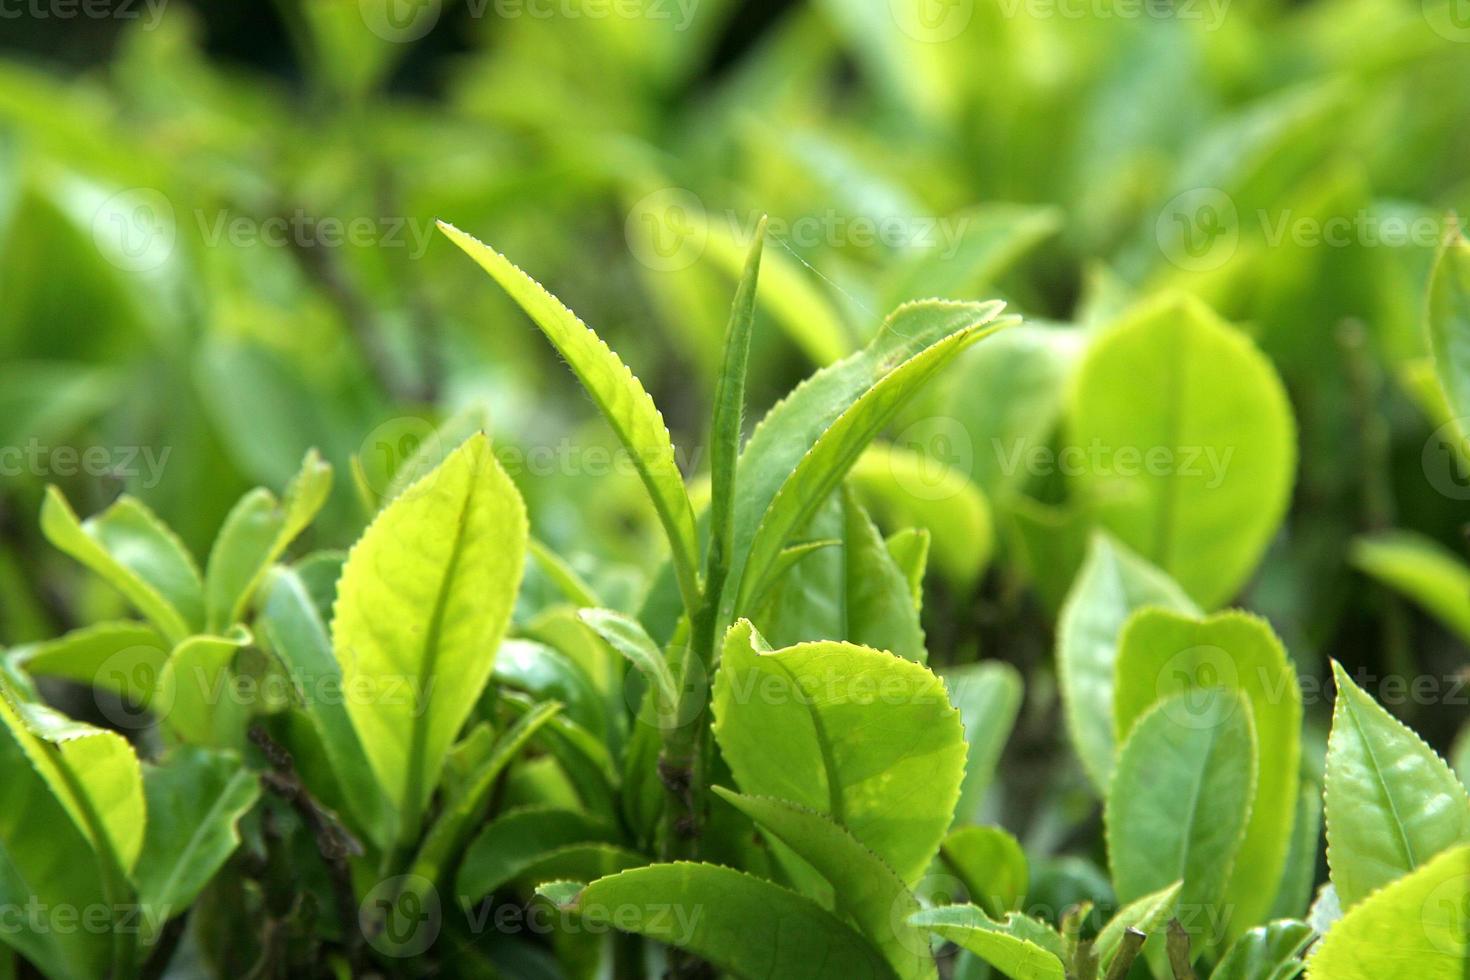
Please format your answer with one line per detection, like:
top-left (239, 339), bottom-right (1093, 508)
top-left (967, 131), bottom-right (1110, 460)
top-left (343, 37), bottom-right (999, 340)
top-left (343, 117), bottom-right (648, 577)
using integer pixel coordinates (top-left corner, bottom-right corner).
top-left (1, 2), bottom-right (1469, 978)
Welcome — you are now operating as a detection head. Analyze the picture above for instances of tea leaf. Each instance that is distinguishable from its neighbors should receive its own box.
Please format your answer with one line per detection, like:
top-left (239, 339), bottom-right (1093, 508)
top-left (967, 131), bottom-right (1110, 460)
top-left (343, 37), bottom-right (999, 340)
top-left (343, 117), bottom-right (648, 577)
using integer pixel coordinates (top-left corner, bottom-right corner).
top-left (1058, 532), bottom-right (1197, 791)
top-left (1351, 530), bottom-right (1470, 645)
top-left (1426, 229), bottom-right (1470, 431)
top-left (907, 905), bottom-right (1066, 980)
top-left (438, 223), bottom-right (700, 615)
top-left (539, 863), bottom-right (897, 979)
top-left (712, 621), bottom-right (966, 884)
top-left (1324, 662), bottom-right (1470, 908)
top-left (332, 433), bottom-right (527, 833)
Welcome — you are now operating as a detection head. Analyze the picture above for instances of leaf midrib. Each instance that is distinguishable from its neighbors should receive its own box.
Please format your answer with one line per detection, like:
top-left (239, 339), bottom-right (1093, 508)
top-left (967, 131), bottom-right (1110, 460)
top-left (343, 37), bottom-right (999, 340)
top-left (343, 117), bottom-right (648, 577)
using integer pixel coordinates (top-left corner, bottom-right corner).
top-left (403, 473), bottom-right (480, 825)
top-left (1344, 693), bottom-right (1420, 873)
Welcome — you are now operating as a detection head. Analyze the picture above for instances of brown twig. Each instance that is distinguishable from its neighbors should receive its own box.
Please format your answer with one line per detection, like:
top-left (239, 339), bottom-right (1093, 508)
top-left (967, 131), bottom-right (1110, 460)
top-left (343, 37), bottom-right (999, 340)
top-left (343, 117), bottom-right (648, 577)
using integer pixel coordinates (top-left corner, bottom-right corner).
top-left (1104, 927), bottom-right (1146, 980)
top-left (248, 725), bottom-right (365, 970)
top-left (1166, 920), bottom-right (1197, 980)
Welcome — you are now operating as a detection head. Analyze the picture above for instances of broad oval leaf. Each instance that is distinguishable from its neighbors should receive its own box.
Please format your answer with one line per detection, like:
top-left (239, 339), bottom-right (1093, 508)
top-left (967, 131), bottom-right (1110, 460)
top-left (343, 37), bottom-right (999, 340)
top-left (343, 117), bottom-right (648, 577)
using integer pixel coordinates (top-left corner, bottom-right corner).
top-left (458, 806), bottom-right (619, 902)
top-left (1324, 662), bottom-right (1470, 908)
top-left (938, 825), bottom-right (1027, 919)
top-left (538, 863), bottom-right (898, 980)
top-left (132, 747), bottom-right (260, 940)
top-left (1307, 843), bottom-right (1470, 979)
top-left (1106, 689), bottom-right (1256, 942)
top-left (0, 689), bottom-right (145, 873)
top-left (437, 222), bottom-right (700, 614)
top-left (41, 487), bottom-right (202, 643)
top-left (907, 905), bottom-right (1066, 980)
top-left (1066, 294), bottom-right (1296, 608)
top-left (714, 787), bottom-right (936, 980)
top-left (332, 432), bottom-right (527, 830)
top-left (712, 621), bottom-right (967, 884)
top-left (1057, 532), bottom-right (1197, 792)
top-left (1113, 609), bottom-right (1302, 935)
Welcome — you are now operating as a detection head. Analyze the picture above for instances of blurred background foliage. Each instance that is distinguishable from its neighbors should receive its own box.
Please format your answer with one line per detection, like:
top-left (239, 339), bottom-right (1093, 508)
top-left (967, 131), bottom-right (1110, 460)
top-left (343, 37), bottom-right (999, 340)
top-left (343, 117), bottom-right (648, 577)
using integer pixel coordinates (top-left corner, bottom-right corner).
top-left (1, 0), bottom-right (1469, 816)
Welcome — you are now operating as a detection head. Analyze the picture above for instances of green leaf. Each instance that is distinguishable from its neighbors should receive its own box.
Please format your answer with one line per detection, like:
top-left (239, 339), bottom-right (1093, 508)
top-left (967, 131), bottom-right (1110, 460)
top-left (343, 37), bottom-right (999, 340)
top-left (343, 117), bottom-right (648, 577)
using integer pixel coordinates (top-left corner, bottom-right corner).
top-left (714, 787), bottom-right (937, 980)
top-left (1426, 229), bottom-right (1470, 432)
top-left (1306, 843), bottom-right (1470, 979)
top-left (939, 825), bottom-right (1027, 919)
top-left (155, 630), bottom-right (251, 748)
top-left (539, 863), bottom-right (898, 980)
top-left (0, 687), bottom-right (110, 980)
top-left (1324, 662), bottom-right (1470, 908)
top-left (458, 806), bottom-right (620, 901)
top-left (577, 608), bottom-right (679, 716)
top-left (382, 403), bottom-right (491, 504)
top-left (1271, 780), bottom-right (1324, 921)
top-left (885, 528), bottom-right (930, 609)
top-left (907, 905), bottom-right (1066, 980)
top-left (1351, 531), bottom-right (1470, 645)
top-left (41, 487), bottom-right (202, 643)
top-left (257, 566), bottom-right (395, 849)
top-left (438, 222), bottom-right (700, 615)
top-left (11, 621), bottom-right (168, 698)
top-left (1092, 881), bottom-right (1182, 970)
top-left (204, 449), bottom-right (332, 631)
top-left (727, 299), bottom-right (1013, 621)
top-left (712, 621), bottom-right (967, 884)
top-left (749, 490), bottom-right (926, 663)
top-left (1213, 920), bottom-right (1313, 980)
top-left (706, 215), bottom-right (765, 607)
top-left (410, 700), bottom-right (563, 886)
top-left (1057, 533), bottom-right (1197, 792)
top-left (1106, 690), bottom-right (1256, 942)
top-left (0, 690), bottom-right (145, 873)
top-left (941, 661), bottom-right (1023, 826)
top-left (131, 747), bottom-right (260, 939)
top-left (1113, 609), bottom-right (1302, 935)
top-left (529, 538), bottom-right (601, 609)
top-left (848, 442), bottom-right (994, 591)
top-left (1066, 294), bottom-right (1296, 608)
top-left (332, 432), bottom-right (527, 833)
top-left (735, 302), bottom-right (1011, 617)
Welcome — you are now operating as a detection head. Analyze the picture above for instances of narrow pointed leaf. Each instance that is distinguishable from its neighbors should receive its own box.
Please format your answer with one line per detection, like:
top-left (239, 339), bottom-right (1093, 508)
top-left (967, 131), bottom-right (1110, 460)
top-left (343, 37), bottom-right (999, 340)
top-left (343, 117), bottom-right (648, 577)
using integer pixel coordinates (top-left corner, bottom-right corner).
top-left (438, 222), bottom-right (700, 614)
top-left (1426, 229), bottom-right (1470, 430)
top-left (907, 905), bottom-right (1066, 980)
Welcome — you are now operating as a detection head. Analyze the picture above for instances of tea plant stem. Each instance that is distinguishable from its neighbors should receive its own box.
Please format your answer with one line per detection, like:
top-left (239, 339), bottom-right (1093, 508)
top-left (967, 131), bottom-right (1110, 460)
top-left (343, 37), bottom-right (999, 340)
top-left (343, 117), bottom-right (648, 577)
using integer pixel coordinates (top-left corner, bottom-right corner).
top-left (1166, 920), bottom-right (1197, 980)
top-left (250, 725), bottom-right (366, 971)
top-left (1103, 928), bottom-right (1146, 980)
